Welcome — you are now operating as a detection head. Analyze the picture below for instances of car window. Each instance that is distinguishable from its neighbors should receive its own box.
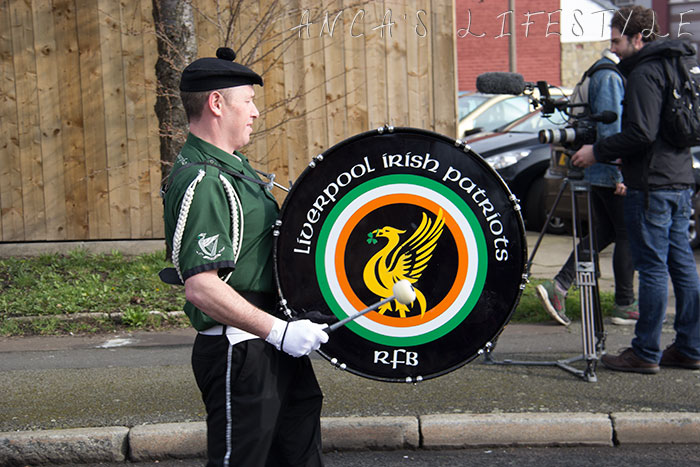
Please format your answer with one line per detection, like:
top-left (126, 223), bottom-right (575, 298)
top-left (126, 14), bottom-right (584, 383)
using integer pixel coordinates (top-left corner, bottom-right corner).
top-left (472, 97), bottom-right (529, 131)
top-left (508, 109), bottom-right (569, 132)
top-left (458, 94), bottom-right (490, 120)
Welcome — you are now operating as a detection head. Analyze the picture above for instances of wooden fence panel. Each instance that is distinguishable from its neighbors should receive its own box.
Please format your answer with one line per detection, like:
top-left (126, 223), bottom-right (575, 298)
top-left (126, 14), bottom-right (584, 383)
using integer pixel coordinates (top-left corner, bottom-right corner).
top-left (282, 2), bottom-right (309, 185)
top-left (0, 0), bottom-right (23, 241)
top-left (364, 1), bottom-right (389, 130)
top-left (342, 0), bottom-right (369, 140)
top-left (77, 0), bottom-right (111, 239)
top-left (99, 0), bottom-right (131, 239)
top-left (34, 0), bottom-right (67, 241)
top-left (431, 0), bottom-right (458, 134)
top-left (12, 0), bottom-right (46, 241)
top-left (0, 0), bottom-right (455, 242)
top-left (322, 3), bottom-right (348, 150)
top-left (54, 0), bottom-right (90, 240)
top-left (140, 0), bottom-right (163, 238)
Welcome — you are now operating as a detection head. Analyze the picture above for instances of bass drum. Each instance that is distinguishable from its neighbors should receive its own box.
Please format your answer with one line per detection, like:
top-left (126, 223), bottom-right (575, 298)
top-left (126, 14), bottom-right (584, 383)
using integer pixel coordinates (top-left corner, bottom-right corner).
top-left (273, 127), bottom-right (527, 382)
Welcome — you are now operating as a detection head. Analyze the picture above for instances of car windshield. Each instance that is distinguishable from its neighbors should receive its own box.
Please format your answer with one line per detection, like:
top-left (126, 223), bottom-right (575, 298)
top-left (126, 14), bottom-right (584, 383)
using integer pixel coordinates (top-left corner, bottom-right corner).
top-left (471, 96), bottom-right (530, 131)
top-left (498, 108), bottom-right (569, 133)
top-left (458, 94), bottom-right (490, 120)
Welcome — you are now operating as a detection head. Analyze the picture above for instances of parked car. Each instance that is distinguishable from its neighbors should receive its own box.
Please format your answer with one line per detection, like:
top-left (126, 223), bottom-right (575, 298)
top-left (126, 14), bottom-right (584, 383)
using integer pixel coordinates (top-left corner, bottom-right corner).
top-left (466, 108), bottom-right (569, 233)
top-left (458, 92), bottom-right (531, 138)
top-left (458, 87), bottom-right (572, 139)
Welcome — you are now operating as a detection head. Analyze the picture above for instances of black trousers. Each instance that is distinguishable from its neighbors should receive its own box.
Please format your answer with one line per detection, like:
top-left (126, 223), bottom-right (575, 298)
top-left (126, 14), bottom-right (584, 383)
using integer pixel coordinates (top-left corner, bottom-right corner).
top-left (191, 335), bottom-right (324, 467)
top-left (555, 185), bottom-right (635, 306)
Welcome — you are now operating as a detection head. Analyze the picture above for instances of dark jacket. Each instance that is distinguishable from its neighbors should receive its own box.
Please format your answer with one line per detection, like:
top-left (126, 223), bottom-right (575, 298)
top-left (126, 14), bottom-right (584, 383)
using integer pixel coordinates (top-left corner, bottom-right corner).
top-left (593, 39), bottom-right (695, 191)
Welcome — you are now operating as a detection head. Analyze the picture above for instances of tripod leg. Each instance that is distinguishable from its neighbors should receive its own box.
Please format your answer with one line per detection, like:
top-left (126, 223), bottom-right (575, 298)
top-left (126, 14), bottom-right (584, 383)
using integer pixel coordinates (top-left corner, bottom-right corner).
top-left (571, 181), bottom-right (601, 381)
top-left (526, 178), bottom-right (569, 276)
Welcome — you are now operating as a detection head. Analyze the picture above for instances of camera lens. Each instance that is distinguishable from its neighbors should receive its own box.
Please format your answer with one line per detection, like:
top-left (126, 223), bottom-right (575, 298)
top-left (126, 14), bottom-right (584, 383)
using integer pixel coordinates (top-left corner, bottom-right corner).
top-left (538, 128), bottom-right (577, 145)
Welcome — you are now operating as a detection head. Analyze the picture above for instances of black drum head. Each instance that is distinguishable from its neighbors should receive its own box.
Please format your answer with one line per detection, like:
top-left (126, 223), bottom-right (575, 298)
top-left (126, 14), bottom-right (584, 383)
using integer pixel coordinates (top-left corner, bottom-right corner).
top-left (274, 127), bottom-right (527, 382)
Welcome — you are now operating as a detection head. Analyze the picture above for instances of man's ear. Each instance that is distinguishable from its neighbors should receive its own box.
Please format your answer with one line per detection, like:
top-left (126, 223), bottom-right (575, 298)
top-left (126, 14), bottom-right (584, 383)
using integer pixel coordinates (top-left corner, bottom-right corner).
top-left (208, 91), bottom-right (225, 117)
top-left (632, 32), bottom-right (645, 50)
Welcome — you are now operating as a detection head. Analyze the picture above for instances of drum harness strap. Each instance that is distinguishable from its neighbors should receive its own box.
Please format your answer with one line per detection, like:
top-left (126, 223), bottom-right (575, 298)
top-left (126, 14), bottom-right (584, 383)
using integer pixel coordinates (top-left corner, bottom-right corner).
top-left (161, 161), bottom-right (277, 197)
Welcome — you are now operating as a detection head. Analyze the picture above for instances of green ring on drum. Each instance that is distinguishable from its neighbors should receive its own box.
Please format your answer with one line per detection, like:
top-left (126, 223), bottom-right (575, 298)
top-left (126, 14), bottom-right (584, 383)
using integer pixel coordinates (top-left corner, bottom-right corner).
top-left (315, 174), bottom-right (488, 346)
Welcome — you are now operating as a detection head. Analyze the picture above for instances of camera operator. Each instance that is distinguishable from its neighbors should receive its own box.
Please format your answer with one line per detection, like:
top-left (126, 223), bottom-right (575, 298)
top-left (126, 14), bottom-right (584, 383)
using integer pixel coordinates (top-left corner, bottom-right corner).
top-left (571, 6), bottom-right (700, 373)
top-left (536, 48), bottom-right (637, 328)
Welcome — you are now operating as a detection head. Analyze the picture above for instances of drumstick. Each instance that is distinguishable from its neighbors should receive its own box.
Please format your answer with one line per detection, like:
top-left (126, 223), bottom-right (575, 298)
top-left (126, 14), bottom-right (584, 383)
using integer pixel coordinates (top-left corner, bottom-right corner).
top-left (325, 280), bottom-right (417, 333)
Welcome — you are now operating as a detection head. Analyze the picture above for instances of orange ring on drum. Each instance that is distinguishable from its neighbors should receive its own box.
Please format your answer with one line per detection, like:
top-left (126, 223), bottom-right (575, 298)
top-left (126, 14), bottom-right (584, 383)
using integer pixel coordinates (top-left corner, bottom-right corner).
top-left (334, 193), bottom-right (469, 328)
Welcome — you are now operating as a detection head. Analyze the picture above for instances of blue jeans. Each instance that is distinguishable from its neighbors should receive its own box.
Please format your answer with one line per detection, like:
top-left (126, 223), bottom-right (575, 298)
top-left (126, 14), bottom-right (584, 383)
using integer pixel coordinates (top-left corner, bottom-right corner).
top-left (625, 189), bottom-right (700, 363)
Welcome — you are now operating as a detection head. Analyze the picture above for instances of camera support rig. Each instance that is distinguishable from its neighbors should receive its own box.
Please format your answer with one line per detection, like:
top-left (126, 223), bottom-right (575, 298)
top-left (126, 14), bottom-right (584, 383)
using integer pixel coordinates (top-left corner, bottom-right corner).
top-left (483, 168), bottom-right (606, 382)
top-left (482, 80), bottom-right (608, 382)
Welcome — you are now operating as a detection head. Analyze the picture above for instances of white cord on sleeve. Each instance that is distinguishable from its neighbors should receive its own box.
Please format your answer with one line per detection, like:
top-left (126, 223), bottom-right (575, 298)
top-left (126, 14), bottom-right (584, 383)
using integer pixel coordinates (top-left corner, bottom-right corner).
top-left (219, 174), bottom-right (244, 264)
top-left (172, 170), bottom-right (206, 285)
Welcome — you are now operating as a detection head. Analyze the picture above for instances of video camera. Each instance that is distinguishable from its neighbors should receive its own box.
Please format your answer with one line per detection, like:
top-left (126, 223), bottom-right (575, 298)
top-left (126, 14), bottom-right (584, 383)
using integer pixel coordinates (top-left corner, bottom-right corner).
top-left (476, 72), bottom-right (618, 179)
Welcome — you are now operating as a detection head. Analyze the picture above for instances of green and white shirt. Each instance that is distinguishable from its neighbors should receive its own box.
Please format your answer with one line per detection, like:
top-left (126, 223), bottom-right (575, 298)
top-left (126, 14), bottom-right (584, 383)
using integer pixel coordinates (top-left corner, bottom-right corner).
top-left (163, 133), bottom-right (279, 332)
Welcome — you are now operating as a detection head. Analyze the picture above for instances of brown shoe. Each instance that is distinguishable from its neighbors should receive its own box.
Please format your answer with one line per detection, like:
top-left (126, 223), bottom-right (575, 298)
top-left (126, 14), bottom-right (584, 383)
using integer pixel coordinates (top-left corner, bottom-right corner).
top-left (601, 348), bottom-right (660, 374)
top-left (660, 344), bottom-right (700, 370)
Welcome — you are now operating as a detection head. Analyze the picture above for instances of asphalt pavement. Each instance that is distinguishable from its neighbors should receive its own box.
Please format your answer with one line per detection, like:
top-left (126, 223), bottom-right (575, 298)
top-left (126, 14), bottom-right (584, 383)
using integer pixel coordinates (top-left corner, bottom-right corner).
top-left (1, 233), bottom-right (699, 465)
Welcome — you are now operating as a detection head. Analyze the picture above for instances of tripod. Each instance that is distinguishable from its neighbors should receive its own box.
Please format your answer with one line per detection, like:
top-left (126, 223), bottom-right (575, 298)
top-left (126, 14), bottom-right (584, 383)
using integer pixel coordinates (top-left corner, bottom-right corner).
top-left (483, 171), bottom-right (607, 382)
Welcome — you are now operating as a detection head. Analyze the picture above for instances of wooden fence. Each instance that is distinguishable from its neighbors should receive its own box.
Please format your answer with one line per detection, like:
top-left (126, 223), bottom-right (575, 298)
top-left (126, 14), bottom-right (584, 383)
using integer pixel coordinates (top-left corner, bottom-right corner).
top-left (0, 0), bottom-right (457, 243)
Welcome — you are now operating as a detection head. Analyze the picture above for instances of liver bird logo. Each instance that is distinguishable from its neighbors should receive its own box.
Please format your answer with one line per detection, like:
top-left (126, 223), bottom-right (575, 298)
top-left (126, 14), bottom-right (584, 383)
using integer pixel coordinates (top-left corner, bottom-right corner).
top-left (362, 209), bottom-right (445, 318)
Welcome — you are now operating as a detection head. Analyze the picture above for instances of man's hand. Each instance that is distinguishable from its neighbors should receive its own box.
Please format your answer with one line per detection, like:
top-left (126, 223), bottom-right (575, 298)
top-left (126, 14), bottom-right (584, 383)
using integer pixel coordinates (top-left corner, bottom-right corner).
top-left (570, 145), bottom-right (597, 168)
top-left (266, 318), bottom-right (329, 358)
top-left (614, 182), bottom-right (627, 196)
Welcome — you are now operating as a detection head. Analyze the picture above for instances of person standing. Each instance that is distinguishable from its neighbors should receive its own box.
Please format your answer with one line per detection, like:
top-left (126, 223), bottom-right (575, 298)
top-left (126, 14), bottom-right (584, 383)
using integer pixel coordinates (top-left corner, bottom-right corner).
top-left (162, 47), bottom-right (329, 466)
top-left (537, 48), bottom-right (637, 327)
top-left (572, 6), bottom-right (700, 374)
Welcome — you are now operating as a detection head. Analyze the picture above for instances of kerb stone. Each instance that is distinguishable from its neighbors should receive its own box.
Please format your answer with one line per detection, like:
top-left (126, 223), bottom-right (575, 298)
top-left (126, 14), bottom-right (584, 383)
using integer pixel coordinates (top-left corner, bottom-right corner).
top-left (612, 412), bottom-right (700, 445)
top-left (0, 426), bottom-right (128, 466)
top-left (321, 416), bottom-right (419, 451)
top-left (129, 422), bottom-right (207, 461)
top-left (421, 413), bottom-right (612, 448)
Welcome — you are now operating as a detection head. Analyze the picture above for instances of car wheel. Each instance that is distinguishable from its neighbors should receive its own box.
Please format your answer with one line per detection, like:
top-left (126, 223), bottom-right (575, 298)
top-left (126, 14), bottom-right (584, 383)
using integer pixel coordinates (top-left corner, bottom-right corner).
top-left (546, 215), bottom-right (568, 235)
top-left (524, 176), bottom-right (568, 235)
top-left (690, 191), bottom-right (700, 248)
top-left (523, 176), bottom-right (548, 232)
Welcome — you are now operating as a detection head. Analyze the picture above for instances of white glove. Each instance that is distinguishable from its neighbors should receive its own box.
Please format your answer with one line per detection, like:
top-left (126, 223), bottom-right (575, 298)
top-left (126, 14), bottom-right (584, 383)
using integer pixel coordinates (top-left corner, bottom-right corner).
top-left (265, 318), bottom-right (329, 357)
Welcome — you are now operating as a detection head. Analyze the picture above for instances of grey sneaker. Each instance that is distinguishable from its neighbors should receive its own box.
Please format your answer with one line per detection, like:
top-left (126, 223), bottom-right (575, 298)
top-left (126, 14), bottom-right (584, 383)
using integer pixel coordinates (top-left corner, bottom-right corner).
top-left (535, 280), bottom-right (570, 326)
top-left (611, 300), bottom-right (639, 326)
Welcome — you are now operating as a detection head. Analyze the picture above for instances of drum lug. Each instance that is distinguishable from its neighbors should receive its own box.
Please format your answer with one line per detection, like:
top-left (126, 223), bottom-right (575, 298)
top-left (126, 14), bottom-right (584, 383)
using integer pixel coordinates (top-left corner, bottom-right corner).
top-left (308, 154), bottom-right (324, 169)
top-left (478, 341), bottom-right (495, 356)
top-left (454, 138), bottom-right (473, 154)
top-left (330, 358), bottom-right (347, 371)
top-left (278, 298), bottom-right (294, 319)
top-left (509, 194), bottom-right (522, 212)
top-left (377, 124), bottom-right (394, 134)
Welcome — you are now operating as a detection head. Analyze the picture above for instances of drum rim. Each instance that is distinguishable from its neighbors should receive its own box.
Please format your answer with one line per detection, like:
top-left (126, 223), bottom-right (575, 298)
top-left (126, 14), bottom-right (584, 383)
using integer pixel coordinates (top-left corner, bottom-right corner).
top-left (273, 126), bottom-right (528, 382)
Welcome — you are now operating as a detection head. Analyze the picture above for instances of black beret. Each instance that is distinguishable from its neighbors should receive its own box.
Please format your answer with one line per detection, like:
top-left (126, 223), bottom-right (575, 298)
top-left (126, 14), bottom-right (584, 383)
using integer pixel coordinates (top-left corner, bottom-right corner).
top-left (179, 47), bottom-right (263, 92)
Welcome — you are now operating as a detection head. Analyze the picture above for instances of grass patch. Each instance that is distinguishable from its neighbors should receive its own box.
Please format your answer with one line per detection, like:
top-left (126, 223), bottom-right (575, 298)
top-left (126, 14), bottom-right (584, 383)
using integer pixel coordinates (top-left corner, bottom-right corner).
top-left (512, 278), bottom-right (616, 323)
top-left (0, 250), bottom-right (616, 336)
top-left (0, 250), bottom-right (187, 336)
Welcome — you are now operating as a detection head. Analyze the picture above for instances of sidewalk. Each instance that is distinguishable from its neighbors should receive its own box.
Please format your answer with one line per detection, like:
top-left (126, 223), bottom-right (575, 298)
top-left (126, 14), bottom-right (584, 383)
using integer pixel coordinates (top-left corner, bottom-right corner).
top-left (1, 233), bottom-right (699, 465)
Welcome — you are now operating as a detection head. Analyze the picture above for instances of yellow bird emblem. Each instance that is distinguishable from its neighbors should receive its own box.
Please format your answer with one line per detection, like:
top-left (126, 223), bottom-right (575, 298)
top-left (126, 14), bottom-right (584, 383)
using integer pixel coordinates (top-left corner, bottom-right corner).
top-left (363, 209), bottom-right (445, 318)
